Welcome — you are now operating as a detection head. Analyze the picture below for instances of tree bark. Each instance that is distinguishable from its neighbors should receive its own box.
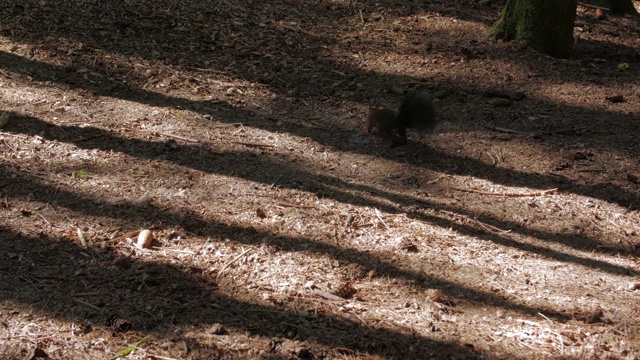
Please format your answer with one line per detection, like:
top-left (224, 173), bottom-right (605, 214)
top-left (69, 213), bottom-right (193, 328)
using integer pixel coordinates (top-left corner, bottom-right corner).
top-left (488, 0), bottom-right (578, 59)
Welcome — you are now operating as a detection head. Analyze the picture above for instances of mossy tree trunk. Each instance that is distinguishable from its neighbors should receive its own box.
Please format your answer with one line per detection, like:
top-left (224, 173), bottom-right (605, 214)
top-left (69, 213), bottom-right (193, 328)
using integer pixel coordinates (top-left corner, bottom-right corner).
top-left (610, 0), bottom-right (639, 16)
top-left (488, 0), bottom-right (578, 58)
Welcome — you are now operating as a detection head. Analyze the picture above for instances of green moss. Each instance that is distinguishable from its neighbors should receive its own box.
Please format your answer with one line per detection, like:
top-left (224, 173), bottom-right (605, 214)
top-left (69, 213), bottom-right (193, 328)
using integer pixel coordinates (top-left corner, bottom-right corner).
top-left (488, 0), bottom-right (577, 58)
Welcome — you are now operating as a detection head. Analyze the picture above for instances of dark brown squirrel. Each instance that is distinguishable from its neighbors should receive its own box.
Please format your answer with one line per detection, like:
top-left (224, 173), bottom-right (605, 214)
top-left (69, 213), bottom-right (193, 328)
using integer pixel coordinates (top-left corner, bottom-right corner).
top-left (366, 91), bottom-right (437, 147)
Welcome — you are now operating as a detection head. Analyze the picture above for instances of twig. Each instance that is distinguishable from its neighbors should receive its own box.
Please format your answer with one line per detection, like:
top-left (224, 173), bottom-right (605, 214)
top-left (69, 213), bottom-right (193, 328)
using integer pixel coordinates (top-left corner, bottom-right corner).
top-left (515, 336), bottom-right (537, 350)
top-left (72, 134), bottom-right (106, 143)
top-left (146, 354), bottom-right (181, 360)
top-left (518, 319), bottom-right (544, 327)
top-left (488, 146), bottom-right (505, 165)
top-left (484, 123), bottom-right (585, 136)
top-left (270, 174), bottom-right (283, 189)
top-left (0, 131), bottom-right (29, 139)
top-left (216, 247), bottom-right (254, 281)
top-left (73, 298), bottom-right (102, 311)
top-left (278, 202), bottom-right (315, 209)
top-left (210, 122), bottom-right (243, 128)
top-left (484, 124), bottom-right (531, 135)
top-left (439, 210), bottom-right (511, 234)
top-left (537, 312), bottom-right (554, 323)
top-left (232, 141), bottom-right (275, 148)
top-left (399, 81), bottom-right (435, 87)
top-left (374, 208), bottom-right (390, 230)
top-left (577, 2), bottom-right (609, 10)
top-left (538, 127), bottom-right (586, 135)
top-left (354, 222), bottom-right (374, 228)
top-left (155, 132), bottom-right (199, 143)
top-left (157, 248), bottom-right (196, 255)
top-left (450, 187), bottom-right (558, 197)
top-left (312, 289), bottom-right (346, 301)
top-left (188, 67), bottom-right (228, 75)
top-left (2, 138), bottom-right (18, 152)
top-left (19, 274), bottom-right (41, 289)
top-left (475, 220), bottom-right (511, 234)
top-left (278, 23), bottom-right (320, 38)
top-left (220, 0), bottom-right (248, 12)
top-left (518, 318), bottom-right (566, 353)
top-left (45, 186), bottom-right (59, 206)
top-left (37, 214), bottom-right (50, 224)
top-left (363, 147), bottom-right (389, 165)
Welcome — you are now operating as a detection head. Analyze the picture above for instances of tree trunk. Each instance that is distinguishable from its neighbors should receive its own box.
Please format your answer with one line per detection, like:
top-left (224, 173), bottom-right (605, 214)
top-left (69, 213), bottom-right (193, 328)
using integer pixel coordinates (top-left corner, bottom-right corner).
top-left (488, 0), bottom-right (578, 59)
top-left (610, 0), bottom-right (639, 16)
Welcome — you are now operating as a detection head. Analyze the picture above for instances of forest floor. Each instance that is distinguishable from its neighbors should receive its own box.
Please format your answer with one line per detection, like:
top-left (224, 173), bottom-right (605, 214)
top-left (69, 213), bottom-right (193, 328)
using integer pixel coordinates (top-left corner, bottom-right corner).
top-left (1, 1), bottom-right (640, 359)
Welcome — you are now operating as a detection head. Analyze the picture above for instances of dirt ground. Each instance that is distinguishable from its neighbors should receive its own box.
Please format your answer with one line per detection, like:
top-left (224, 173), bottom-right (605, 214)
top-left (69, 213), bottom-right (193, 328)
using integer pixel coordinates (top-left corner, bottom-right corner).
top-left (1, 0), bottom-right (639, 359)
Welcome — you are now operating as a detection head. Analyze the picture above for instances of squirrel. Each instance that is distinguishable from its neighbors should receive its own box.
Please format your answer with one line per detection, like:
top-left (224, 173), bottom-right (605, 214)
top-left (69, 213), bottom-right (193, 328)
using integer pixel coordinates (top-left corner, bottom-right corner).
top-left (366, 91), bottom-right (437, 147)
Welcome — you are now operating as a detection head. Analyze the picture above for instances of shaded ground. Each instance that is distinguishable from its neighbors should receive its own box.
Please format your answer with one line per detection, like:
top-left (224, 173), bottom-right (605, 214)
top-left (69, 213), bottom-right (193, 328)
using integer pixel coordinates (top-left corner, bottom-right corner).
top-left (1, 0), bottom-right (639, 359)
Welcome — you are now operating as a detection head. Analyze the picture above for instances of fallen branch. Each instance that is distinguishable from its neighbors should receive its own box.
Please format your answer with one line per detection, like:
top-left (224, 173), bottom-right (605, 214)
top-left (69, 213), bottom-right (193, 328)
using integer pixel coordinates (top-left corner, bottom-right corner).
top-left (73, 298), bottom-right (102, 311)
top-left (484, 123), bottom-right (585, 136)
top-left (312, 288), bottom-right (346, 301)
top-left (0, 131), bottom-right (29, 139)
top-left (232, 141), bottom-right (275, 148)
top-left (399, 81), bottom-right (435, 87)
top-left (72, 134), bottom-right (106, 143)
top-left (146, 354), bottom-right (181, 360)
top-left (216, 247), bottom-right (254, 281)
top-left (450, 187), bottom-right (558, 197)
top-left (484, 123), bottom-right (530, 135)
top-left (577, 2), bottom-right (608, 10)
top-left (278, 202), bottom-right (316, 209)
top-left (155, 132), bottom-right (200, 143)
top-left (439, 210), bottom-right (511, 234)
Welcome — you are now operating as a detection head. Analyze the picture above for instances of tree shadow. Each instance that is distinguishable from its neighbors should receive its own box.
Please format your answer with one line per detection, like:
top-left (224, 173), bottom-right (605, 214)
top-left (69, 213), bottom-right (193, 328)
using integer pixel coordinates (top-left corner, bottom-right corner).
top-left (1, 2), bottom-right (639, 355)
top-left (0, 162), bottom-right (591, 329)
top-left (5, 107), bottom-right (639, 259)
top-left (0, 225), bottom-right (482, 359)
top-left (2, 0), bottom-right (637, 95)
top-left (2, 114), bottom-right (636, 357)
top-left (0, 43), bottom-right (637, 211)
top-left (2, 113), bottom-right (637, 277)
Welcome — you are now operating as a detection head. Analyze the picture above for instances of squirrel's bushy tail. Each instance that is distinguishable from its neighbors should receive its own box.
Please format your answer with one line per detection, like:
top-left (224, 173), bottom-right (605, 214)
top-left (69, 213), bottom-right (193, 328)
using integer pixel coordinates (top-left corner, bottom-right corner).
top-left (397, 92), bottom-right (437, 131)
